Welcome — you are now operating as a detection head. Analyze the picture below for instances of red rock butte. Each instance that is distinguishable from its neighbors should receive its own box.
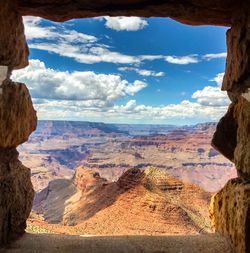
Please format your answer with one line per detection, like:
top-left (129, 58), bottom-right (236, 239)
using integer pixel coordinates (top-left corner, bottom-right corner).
top-left (0, 1), bottom-right (249, 253)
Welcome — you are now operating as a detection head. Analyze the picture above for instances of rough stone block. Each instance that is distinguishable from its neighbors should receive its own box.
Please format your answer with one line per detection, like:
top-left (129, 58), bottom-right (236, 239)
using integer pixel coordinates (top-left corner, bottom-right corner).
top-left (0, 0), bottom-right (28, 69)
top-left (211, 103), bottom-right (238, 162)
top-left (0, 80), bottom-right (37, 148)
top-left (0, 149), bottom-right (34, 245)
top-left (210, 178), bottom-right (250, 253)
top-left (234, 97), bottom-right (250, 178)
top-left (222, 11), bottom-right (250, 93)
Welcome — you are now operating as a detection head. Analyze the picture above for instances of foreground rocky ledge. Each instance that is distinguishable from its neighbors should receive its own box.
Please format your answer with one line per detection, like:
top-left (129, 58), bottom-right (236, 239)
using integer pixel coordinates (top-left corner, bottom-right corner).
top-left (2, 233), bottom-right (234, 253)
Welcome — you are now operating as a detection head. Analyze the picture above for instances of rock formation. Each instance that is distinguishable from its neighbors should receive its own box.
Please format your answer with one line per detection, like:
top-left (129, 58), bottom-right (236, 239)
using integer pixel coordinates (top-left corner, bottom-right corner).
top-left (0, 1), bottom-right (28, 70)
top-left (0, 0), bottom-right (249, 252)
top-left (0, 80), bottom-right (36, 245)
top-left (31, 167), bottom-right (211, 235)
top-left (0, 149), bottom-right (34, 245)
top-left (0, 1), bottom-right (37, 245)
top-left (210, 10), bottom-right (250, 253)
top-left (210, 178), bottom-right (250, 253)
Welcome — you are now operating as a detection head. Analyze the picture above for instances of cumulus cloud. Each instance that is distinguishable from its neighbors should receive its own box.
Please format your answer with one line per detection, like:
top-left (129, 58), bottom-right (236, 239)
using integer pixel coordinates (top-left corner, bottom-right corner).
top-left (111, 99), bottom-right (227, 121)
top-left (203, 52), bottom-right (227, 61)
top-left (103, 17), bottom-right (148, 31)
top-left (23, 17), bottom-right (202, 66)
top-left (31, 98), bottom-right (228, 124)
top-left (210, 72), bottom-right (224, 86)
top-left (24, 16), bottom-right (142, 65)
top-left (192, 86), bottom-right (229, 106)
top-left (12, 61), bottom-right (228, 124)
top-left (165, 55), bottom-right (199, 64)
top-left (12, 59), bottom-right (147, 103)
top-left (23, 16), bottom-right (97, 42)
top-left (192, 72), bottom-right (229, 107)
top-left (118, 67), bottom-right (165, 77)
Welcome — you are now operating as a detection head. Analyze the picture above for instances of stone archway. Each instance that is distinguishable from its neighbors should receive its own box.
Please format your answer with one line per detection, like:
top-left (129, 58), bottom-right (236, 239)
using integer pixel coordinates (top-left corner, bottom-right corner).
top-left (0, 1), bottom-right (249, 252)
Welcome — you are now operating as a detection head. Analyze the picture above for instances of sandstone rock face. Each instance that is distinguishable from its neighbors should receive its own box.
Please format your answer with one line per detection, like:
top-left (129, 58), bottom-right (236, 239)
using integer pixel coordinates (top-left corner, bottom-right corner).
top-left (17, 0), bottom-right (240, 26)
top-left (210, 9), bottom-right (250, 252)
top-left (0, 80), bottom-right (37, 148)
top-left (234, 97), bottom-right (250, 178)
top-left (210, 178), bottom-right (250, 253)
top-left (0, 149), bottom-right (34, 245)
top-left (33, 167), bottom-right (211, 234)
top-left (222, 11), bottom-right (250, 93)
top-left (0, 78), bottom-right (36, 245)
top-left (211, 103), bottom-right (238, 162)
top-left (0, 0), bottom-right (28, 70)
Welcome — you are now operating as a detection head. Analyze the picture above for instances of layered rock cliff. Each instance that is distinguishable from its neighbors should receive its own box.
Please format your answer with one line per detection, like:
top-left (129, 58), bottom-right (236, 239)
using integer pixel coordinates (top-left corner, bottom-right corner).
top-left (31, 167), bottom-right (211, 235)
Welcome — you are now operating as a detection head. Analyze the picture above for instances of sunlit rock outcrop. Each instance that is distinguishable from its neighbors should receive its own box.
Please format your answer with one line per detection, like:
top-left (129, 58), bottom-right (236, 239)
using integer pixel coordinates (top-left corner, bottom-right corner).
top-left (32, 167), bottom-right (211, 235)
top-left (210, 178), bottom-right (250, 253)
top-left (210, 10), bottom-right (250, 253)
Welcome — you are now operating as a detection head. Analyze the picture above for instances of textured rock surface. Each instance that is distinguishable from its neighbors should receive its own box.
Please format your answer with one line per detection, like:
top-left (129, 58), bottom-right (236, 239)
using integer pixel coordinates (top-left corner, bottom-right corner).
top-left (17, 0), bottom-right (245, 26)
top-left (234, 97), bottom-right (250, 178)
top-left (210, 11), bottom-right (250, 252)
top-left (32, 167), bottom-right (211, 235)
top-left (209, 178), bottom-right (250, 253)
top-left (0, 0), bottom-right (28, 70)
top-left (0, 80), bottom-right (37, 148)
top-left (211, 104), bottom-right (238, 162)
top-left (222, 10), bottom-right (250, 93)
top-left (0, 78), bottom-right (36, 246)
top-left (0, 149), bottom-right (34, 245)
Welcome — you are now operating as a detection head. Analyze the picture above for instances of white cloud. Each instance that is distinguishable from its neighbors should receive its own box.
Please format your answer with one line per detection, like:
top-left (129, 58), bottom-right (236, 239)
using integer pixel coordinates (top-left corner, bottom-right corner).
top-left (210, 72), bottom-right (224, 86)
top-left (11, 60), bottom-right (228, 124)
top-left (31, 98), bottom-right (228, 124)
top-left (12, 59), bottom-right (147, 102)
top-left (23, 16), bottom-right (97, 42)
top-left (118, 67), bottom-right (165, 77)
top-left (165, 55), bottom-right (199, 64)
top-left (192, 72), bottom-right (229, 107)
top-left (192, 86), bottom-right (229, 107)
top-left (103, 17), bottom-right (148, 31)
top-left (23, 17), bottom-right (202, 66)
top-left (203, 52), bottom-right (227, 61)
top-left (24, 16), bottom-right (141, 65)
top-left (30, 43), bottom-right (141, 64)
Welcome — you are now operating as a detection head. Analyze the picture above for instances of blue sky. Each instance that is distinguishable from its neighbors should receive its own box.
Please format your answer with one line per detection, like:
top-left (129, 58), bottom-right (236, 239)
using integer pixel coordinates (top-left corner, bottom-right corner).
top-left (12, 16), bottom-right (229, 125)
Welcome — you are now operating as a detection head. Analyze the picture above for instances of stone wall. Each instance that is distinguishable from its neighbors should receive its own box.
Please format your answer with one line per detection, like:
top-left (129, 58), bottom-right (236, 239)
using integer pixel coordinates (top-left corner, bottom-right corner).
top-left (210, 10), bottom-right (250, 253)
top-left (0, 0), bottom-right (37, 246)
top-left (0, 0), bottom-right (249, 252)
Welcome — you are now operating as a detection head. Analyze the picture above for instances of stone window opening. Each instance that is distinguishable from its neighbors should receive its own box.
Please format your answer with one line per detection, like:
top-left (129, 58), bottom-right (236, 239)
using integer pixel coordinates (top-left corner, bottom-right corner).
top-left (0, 1), bottom-right (249, 253)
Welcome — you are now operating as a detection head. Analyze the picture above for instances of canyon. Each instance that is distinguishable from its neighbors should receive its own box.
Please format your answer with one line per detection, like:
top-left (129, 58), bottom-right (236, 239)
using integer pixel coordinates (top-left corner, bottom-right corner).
top-left (28, 166), bottom-right (212, 235)
top-left (1, 1), bottom-right (250, 252)
top-left (19, 120), bottom-right (236, 193)
top-left (16, 120), bottom-right (237, 235)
